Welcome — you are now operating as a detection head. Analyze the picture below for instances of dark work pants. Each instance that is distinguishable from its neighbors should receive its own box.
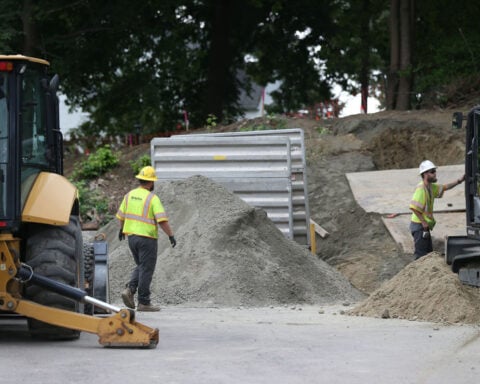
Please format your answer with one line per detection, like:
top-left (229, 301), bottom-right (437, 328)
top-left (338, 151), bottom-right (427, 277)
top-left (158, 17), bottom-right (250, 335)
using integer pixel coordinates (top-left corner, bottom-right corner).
top-left (409, 222), bottom-right (432, 260)
top-left (127, 235), bottom-right (158, 305)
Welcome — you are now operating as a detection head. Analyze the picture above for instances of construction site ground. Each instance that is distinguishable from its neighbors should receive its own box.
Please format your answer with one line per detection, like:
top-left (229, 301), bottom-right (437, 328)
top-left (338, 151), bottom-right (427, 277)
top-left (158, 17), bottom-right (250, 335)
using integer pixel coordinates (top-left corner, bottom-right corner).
top-left (2, 306), bottom-right (479, 384)
top-left (5, 108), bottom-right (480, 383)
top-left (346, 164), bottom-right (465, 254)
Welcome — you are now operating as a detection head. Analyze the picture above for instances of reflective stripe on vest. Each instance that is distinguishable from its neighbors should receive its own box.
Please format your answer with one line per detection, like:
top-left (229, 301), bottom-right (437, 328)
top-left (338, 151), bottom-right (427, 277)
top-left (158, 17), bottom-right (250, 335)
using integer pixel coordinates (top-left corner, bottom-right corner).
top-left (409, 182), bottom-right (443, 228)
top-left (118, 188), bottom-right (166, 238)
top-left (123, 190), bottom-right (157, 226)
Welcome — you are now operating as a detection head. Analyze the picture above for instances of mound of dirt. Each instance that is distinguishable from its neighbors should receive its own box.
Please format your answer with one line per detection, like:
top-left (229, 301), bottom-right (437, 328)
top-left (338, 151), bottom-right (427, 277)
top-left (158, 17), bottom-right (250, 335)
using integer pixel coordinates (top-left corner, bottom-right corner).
top-left (104, 175), bottom-right (365, 307)
top-left (75, 110), bottom-right (472, 316)
top-left (305, 110), bottom-right (465, 294)
top-left (326, 110), bottom-right (465, 170)
top-left (347, 252), bottom-right (480, 324)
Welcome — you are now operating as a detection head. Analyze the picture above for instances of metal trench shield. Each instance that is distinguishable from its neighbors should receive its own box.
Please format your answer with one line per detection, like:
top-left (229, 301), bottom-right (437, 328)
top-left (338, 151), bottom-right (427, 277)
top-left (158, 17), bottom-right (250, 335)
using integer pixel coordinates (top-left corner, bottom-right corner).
top-left (151, 136), bottom-right (294, 240)
top-left (171, 129), bottom-right (311, 248)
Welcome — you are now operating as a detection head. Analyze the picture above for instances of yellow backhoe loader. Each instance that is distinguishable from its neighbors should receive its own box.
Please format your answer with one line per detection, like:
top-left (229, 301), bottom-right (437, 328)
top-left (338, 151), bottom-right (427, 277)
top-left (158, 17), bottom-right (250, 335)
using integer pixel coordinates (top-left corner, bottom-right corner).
top-left (0, 55), bottom-right (158, 348)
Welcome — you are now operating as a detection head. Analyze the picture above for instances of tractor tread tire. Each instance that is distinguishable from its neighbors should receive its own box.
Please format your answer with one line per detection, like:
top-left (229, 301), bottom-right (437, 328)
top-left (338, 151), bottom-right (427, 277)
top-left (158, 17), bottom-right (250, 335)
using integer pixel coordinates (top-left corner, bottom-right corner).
top-left (24, 216), bottom-right (83, 340)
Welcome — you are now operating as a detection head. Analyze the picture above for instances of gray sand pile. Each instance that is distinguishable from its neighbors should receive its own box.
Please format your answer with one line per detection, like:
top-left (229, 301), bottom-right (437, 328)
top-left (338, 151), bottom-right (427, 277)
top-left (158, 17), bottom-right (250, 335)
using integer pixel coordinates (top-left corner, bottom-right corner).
top-left (348, 252), bottom-right (480, 324)
top-left (103, 175), bottom-right (364, 307)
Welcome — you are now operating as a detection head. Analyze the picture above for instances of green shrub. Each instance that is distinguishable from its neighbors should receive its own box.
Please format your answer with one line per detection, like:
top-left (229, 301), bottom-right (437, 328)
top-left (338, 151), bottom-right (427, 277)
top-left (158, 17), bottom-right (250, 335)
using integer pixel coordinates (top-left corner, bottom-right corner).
top-left (316, 126), bottom-right (330, 135)
top-left (72, 145), bottom-right (119, 180)
top-left (72, 180), bottom-right (112, 225)
top-left (239, 114), bottom-right (287, 132)
top-left (130, 154), bottom-right (151, 176)
top-left (205, 114), bottom-right (217, 130)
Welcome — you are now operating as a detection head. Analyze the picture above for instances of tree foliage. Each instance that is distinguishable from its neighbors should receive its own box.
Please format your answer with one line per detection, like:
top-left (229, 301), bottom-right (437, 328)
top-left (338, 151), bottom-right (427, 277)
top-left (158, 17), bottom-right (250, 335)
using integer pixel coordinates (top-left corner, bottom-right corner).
top-left (246, 1), bottom-right (336, 112)
top-left (413, 0), bottom-right (480, 107)
top-left (321, 0), bottom-right (389, 112)
top-left (0, 0), bottom-right (479, 136)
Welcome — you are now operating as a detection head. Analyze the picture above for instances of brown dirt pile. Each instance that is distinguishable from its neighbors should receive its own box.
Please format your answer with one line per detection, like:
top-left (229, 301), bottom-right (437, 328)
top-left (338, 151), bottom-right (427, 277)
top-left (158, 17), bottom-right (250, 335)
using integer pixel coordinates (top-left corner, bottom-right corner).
top-left (104, 175), bottom-right (364, 307)
top-left (73, 109), bottom-right (473, 311)
top-left (305, 110), bottom-right (465, 294)
top-left (348, 252), bottom-right (480, 324)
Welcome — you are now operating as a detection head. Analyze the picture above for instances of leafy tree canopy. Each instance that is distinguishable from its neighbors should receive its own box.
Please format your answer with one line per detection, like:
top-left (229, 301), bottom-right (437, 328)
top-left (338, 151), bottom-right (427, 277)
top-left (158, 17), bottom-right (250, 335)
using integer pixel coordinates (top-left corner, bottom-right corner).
top-left (1, 0), bottom-right (479, 136)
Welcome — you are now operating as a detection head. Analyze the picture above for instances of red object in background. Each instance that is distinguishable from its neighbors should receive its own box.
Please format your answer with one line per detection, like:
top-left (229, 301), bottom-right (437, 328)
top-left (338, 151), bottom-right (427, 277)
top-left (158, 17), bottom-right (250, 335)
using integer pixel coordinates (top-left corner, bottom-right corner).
top-left (183, 110), bottom-right (189, 131)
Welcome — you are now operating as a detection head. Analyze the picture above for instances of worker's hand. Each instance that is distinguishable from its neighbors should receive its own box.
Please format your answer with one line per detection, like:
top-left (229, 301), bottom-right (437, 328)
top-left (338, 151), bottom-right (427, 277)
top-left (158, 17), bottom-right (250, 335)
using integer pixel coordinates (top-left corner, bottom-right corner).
top-left (169, 235), bottom-right (176, 248)
top-left (118, 229), bottom-right (125, 241)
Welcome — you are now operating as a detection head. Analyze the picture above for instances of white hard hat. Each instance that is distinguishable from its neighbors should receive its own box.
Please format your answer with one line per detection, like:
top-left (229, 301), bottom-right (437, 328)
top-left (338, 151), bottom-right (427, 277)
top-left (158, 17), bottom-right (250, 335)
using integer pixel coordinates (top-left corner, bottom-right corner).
top-left (419, 160), bottom-right (436, 175)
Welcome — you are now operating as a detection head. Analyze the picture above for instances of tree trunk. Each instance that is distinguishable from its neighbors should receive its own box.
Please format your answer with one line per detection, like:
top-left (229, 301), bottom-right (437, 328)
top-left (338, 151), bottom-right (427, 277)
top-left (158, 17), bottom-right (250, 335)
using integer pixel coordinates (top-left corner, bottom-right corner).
top-left (396, 0), bottom-right (414, 110)
top-left (387, 0), bottom-right (415, 110)
top-left (22, 0), bottom-right (39, 56)
top-left (359, 0), bottom-right (371, 114)
top-left (204, 0), bottom-right (233, 122)
top-left (386, 0), bottom-right (400, 110)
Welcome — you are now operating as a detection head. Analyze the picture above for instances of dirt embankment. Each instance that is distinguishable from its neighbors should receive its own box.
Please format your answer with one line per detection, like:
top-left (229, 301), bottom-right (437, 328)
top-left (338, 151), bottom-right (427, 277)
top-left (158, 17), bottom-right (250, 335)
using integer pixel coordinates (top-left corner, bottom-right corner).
top-left (303, 109), bottom-right (476, 324)
top-left (72, 108), bottom-right (479, 323)
top-left (304, 110), bottom-right (465, 294)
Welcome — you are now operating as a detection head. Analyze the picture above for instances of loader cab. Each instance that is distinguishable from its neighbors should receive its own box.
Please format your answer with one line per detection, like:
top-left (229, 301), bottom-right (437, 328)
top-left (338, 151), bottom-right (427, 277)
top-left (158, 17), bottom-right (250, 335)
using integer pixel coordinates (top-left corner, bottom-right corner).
top-left (463, 106), bottom-right (480, 240)
top-left (0, 55), bottom-right (63, 232)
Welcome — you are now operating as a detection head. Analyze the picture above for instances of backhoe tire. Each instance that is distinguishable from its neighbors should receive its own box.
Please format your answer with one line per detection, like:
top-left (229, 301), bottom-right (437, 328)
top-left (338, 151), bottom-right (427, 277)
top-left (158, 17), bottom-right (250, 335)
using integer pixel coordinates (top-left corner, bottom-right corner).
top-left (24, 216), bottom-right (84, 340)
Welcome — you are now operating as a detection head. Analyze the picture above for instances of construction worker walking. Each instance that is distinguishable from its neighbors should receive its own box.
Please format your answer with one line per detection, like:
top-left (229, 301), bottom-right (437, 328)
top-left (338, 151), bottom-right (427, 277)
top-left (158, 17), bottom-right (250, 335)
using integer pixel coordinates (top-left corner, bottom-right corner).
top-left (116, 166), bottom-right (176, 311)
top-left (409, 160), bottom-right (464, 260)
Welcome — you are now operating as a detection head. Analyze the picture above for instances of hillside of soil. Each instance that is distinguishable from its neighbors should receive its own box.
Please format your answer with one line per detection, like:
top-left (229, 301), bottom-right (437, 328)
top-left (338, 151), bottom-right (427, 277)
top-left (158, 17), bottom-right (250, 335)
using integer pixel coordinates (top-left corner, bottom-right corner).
top-left (67, 106), bottom-right (480, 322)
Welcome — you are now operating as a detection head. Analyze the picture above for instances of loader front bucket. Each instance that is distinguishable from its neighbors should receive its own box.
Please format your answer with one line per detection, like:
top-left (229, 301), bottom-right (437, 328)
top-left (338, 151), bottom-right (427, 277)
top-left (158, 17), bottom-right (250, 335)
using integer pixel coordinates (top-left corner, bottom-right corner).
top-left (97, 309), bottom-right (159, 348)
top-left (11, 263), bottom-right (159, 348)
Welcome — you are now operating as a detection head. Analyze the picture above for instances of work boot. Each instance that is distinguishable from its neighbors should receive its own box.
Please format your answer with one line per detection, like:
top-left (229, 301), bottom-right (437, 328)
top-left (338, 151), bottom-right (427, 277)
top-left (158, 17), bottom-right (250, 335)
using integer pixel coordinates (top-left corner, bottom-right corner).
top-left (137, 303), bottom-right (161, 312)
top-left (121, 287), bottom-right (135, 309)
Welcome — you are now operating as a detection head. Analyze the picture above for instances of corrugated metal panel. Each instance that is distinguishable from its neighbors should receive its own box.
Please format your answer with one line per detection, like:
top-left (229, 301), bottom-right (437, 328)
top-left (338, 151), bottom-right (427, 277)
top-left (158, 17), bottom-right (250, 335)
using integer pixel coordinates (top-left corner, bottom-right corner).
top-left (151, 136), bottom-right (294, 239)
top-left (173, 129), bottom-right (310, 247)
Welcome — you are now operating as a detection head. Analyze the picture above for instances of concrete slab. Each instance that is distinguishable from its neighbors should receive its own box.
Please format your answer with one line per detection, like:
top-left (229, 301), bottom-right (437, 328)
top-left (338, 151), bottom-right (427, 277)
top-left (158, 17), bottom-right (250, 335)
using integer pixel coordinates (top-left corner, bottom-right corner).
top-left (346, 165), bottom-right (467, 254)
top-left (346, 164), bottom-right (465, 214)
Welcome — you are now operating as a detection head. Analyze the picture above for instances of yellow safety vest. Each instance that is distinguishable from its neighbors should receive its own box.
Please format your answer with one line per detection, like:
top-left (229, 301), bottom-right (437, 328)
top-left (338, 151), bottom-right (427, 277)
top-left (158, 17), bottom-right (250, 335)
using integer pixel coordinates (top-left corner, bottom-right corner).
top-left (409, 182), bottom-right (444, 230)
top-left (116, 187), bottom-right (168, 239)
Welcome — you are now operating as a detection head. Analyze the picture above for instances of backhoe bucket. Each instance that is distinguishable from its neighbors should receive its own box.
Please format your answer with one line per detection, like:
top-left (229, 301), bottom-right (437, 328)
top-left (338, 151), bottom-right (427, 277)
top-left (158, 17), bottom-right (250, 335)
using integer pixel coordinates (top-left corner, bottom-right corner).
top-left (1, 249), bottom-right (159, 348)
top-left (14, 264), bottom-right (159, 347)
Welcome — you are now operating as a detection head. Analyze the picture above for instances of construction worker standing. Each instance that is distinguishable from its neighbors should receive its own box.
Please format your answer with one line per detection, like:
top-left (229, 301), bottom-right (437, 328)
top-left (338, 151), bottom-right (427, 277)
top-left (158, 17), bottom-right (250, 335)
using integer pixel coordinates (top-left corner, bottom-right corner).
top-left (409, 160), bottom-right (464, 260)
top-left (116, 166), bottom-right (176, 311)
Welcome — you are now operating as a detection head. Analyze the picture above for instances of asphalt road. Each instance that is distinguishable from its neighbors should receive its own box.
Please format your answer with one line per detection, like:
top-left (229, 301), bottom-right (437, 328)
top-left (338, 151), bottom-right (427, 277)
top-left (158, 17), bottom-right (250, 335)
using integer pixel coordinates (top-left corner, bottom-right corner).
top-left (1, 305), bottom-right (479, 384)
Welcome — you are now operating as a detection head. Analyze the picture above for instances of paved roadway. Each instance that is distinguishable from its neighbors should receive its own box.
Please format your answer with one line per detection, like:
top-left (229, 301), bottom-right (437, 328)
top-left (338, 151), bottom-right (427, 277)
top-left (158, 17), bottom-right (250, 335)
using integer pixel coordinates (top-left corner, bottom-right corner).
top-left (1, 305), bottom-right (479, 384)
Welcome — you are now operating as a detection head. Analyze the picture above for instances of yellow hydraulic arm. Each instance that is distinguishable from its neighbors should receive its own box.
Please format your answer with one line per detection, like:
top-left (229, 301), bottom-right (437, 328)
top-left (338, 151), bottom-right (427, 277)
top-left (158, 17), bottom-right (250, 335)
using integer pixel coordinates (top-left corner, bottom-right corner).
top-left (0, 236), bottom-right (158, 348)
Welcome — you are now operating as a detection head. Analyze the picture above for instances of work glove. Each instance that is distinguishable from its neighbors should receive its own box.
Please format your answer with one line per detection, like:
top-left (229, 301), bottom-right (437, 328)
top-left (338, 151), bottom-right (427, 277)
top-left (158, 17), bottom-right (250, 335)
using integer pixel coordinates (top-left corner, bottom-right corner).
top-left (118, 229), bottom-right (125, 241)
top-left (169, 235), bottom-right (177, 248)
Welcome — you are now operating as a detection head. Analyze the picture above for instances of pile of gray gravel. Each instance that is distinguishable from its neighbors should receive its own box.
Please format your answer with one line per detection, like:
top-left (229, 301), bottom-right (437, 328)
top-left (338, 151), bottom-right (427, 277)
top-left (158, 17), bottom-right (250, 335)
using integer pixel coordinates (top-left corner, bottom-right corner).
top-left (101, 175), bottom-right (364, 307)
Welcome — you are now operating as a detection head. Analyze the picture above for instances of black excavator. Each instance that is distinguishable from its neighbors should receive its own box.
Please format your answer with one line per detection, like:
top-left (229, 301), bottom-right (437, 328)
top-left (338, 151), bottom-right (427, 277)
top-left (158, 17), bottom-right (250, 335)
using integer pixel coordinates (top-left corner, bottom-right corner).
top-left (446, 105), bottom-right (480, 287)
top-left (0, 54), bottom-right (158, 348)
